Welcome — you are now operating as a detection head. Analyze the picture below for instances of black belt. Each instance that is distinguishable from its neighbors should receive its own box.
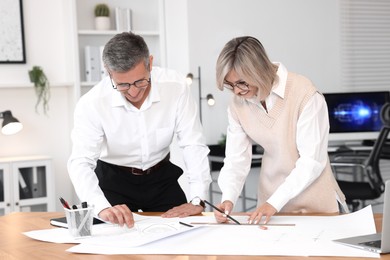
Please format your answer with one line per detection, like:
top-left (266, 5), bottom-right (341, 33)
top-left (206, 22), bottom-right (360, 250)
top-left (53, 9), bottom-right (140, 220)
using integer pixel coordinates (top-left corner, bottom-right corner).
top-left (117, 154), bottom-right (170, 176)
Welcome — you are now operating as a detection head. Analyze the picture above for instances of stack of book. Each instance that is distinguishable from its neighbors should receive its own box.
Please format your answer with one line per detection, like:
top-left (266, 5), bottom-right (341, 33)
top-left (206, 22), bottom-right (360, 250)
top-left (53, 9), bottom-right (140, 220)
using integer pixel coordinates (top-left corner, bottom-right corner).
top-left (84, 46), bottom-right (107, 82)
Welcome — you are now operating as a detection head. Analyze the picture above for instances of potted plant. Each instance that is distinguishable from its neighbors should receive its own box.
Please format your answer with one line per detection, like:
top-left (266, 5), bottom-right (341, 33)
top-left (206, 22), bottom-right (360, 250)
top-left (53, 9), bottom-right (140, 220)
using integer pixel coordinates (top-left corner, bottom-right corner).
top-left (94, 3), bottom-right (110, 30)
top-left (28, 66), bottom-right (50, 115)
top-left (217, 133), bottom-right (227, 148)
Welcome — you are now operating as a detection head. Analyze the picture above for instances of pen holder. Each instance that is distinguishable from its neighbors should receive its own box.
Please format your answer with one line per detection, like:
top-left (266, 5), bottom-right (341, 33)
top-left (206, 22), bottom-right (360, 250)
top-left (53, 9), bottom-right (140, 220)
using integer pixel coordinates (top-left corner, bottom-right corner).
top-left (64, 204), bottom-right (94, 238)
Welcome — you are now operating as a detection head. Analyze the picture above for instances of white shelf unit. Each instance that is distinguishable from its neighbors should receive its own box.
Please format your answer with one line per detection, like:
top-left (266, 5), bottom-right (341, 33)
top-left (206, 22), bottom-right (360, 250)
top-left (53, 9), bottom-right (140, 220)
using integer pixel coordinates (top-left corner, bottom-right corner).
top-left (71, 0), bottom-right (166, 99)
top-left (0, 156), bottom-right (55, 216)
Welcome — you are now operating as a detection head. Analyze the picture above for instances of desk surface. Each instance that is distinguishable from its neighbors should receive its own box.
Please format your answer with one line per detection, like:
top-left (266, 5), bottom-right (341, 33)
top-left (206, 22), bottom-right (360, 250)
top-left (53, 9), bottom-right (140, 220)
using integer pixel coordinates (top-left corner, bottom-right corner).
top-left (0, 211), bottom-right (388, 259)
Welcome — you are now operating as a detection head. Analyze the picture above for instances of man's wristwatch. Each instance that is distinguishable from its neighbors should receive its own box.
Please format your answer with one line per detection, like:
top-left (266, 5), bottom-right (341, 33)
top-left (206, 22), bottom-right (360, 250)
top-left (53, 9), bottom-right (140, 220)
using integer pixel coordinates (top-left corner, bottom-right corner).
top-left (190, 196), bottom-right (205, 208)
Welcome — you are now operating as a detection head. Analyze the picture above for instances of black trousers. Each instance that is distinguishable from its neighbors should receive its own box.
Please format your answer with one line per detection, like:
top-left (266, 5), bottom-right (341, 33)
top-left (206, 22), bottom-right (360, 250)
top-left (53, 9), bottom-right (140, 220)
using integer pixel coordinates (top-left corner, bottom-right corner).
top-left (95, 159), bottom-right (187, 212)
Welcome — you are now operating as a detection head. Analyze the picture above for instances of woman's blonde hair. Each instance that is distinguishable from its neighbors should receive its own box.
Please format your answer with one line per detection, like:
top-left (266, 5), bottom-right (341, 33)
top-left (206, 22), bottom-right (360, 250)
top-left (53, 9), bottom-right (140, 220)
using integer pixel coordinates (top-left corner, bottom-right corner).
top-left (216, 36), bottom-right (278, 99)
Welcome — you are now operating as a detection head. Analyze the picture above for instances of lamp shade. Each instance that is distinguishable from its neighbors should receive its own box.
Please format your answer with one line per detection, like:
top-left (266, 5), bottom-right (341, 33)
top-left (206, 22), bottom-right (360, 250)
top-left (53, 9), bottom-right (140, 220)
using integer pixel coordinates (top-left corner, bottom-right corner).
top-left (206, 94), bottom-right (215, 106)
top-left (1, 110), bottom-right (23, 135)
top-left (186, 67), bottom-right (216, 123)
top-left (186, 73), bottom-right (194, 85)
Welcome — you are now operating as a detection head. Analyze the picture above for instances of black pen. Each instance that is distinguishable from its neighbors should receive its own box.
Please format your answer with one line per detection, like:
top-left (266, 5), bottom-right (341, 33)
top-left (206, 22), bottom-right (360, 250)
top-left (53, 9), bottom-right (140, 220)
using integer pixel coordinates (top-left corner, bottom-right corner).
top-left (179, 221), bottom-right (194, 228)
top-left (203, 200), bottom-right (241, 225)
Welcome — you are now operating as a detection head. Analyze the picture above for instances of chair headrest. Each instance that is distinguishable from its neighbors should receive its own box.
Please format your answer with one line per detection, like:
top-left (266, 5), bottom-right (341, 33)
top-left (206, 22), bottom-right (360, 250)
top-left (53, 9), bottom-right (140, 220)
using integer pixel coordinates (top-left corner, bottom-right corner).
top-left (381, 102), bottom-right (390, 125)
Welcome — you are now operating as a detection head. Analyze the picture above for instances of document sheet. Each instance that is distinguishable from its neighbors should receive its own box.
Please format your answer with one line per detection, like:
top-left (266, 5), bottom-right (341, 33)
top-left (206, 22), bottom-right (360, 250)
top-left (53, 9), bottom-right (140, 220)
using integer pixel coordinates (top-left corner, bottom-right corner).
top-left (24, 206), bottom-right (380, 257)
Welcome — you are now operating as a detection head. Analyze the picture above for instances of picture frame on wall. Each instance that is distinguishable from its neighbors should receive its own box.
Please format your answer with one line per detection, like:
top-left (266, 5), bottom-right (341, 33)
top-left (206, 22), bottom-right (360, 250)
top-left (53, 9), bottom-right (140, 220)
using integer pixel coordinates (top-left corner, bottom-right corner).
top-left (0, 0), bottom-right (26, 64)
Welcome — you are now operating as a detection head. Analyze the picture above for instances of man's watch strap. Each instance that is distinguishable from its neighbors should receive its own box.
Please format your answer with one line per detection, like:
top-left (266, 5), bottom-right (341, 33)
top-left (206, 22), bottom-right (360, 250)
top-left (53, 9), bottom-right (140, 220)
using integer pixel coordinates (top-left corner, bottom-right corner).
top-left (190, 196), bottom-right (206, 208)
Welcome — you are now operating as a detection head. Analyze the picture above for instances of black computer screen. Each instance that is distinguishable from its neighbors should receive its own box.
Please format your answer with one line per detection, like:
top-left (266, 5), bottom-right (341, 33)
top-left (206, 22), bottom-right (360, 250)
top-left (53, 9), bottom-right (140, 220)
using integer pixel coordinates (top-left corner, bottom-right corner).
top-left (323, 91), bottom-right (390, 134)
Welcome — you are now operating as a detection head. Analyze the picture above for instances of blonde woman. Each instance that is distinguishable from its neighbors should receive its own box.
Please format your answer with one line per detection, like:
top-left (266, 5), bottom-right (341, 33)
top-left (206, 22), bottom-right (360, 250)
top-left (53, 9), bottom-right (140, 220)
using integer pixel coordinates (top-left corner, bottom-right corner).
top-left (214, 36), bottom-right (347, 225)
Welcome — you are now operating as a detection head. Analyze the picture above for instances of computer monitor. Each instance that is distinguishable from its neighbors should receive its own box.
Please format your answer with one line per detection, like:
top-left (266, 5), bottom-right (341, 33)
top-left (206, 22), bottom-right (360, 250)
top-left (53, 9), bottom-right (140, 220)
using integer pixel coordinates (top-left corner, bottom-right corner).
top-left (323, 91), bottom-right (390, 144)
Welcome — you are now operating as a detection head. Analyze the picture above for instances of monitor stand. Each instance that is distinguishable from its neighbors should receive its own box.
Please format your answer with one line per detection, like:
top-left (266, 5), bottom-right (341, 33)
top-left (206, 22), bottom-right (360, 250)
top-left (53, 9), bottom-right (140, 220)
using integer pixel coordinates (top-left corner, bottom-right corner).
top-left (361, 139), bottom-right (375, 147)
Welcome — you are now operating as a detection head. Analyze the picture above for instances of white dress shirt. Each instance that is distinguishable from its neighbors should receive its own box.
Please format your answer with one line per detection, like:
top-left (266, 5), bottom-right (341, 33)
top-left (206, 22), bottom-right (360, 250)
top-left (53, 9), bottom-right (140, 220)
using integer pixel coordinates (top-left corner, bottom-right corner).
top-left (219, 63), bottom-right (331, 211)
top-left (68, 67), bottom-right (211, 215)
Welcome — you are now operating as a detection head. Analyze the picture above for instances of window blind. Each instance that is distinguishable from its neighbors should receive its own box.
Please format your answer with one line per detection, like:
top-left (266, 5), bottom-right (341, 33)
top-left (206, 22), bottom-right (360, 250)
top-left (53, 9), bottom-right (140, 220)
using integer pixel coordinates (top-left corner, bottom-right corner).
top-left (340, 0), bottom-right (390, 90)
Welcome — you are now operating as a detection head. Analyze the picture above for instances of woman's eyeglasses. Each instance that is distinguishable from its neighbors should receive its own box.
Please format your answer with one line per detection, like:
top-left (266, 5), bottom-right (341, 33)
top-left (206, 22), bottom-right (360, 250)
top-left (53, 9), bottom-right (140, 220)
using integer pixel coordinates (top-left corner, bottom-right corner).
top-left (223, 81), bottom-right (250, 94)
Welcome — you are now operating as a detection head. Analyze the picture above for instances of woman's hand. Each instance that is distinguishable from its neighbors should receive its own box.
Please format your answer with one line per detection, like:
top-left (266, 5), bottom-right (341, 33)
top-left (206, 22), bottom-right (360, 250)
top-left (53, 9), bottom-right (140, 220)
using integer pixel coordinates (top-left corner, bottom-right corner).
top-left (213, 200), bottom-right (234, 223)
top-left (248, 202), bottom-right (277, 225)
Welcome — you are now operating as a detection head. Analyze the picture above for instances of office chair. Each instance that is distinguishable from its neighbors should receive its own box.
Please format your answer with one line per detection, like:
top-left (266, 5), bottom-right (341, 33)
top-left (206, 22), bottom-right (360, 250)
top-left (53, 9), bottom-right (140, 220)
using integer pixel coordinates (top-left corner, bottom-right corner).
top-left (330, 102), bottom-right (390, 212)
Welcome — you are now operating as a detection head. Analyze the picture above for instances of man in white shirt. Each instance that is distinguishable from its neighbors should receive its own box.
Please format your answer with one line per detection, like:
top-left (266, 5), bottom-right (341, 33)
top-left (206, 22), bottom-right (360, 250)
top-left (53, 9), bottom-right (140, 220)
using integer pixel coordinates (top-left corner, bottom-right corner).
top-left (68, 32), bottom-right (211, 227)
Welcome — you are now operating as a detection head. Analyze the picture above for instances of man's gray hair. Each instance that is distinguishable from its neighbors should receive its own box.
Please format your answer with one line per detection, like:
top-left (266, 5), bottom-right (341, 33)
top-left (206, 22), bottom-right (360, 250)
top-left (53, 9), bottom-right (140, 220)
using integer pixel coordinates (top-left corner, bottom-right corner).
top-left (103, 32), bottom-right (150, 73)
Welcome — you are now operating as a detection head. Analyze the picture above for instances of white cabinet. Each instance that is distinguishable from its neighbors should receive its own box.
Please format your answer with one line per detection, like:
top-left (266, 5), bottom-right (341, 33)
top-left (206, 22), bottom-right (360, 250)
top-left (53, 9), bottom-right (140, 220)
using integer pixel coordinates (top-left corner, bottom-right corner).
top-left (70, 0), bottom-right (166, 97)
top-left (0, 156), bottom-right (55, 216)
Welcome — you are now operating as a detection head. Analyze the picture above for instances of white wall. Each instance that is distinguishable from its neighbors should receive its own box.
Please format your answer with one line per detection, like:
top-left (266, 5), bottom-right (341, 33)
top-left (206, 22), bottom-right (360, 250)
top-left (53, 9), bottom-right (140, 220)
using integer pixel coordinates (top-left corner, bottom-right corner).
top-left (186, 0), bottom-right (341, 144)
top-left (0, 0), bottom-right (346, 210)
top-left (0, 0), bottom-right (72, 84)
top-left (0, 0), bottom-right (75, 210)
top-left (164, 0), bottom-right (190, 75)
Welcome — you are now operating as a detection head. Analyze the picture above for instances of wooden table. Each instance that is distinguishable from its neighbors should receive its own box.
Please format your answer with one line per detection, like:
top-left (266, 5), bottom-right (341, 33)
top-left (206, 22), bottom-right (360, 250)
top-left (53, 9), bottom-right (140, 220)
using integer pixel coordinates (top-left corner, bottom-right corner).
top-left (0, 211), bottom-right (388, 259)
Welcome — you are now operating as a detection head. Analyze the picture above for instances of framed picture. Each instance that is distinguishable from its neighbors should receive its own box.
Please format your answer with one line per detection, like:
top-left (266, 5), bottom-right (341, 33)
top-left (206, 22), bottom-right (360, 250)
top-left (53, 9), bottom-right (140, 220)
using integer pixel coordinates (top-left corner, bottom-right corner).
top-left (0, 0), bottom-right (26, 64)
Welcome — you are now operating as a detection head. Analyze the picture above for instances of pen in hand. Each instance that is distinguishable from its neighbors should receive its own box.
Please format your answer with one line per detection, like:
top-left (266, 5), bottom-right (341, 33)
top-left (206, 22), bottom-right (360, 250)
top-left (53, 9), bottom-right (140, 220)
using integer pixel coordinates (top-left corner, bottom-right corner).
top-left (203, 200), bottom-right (241, 225)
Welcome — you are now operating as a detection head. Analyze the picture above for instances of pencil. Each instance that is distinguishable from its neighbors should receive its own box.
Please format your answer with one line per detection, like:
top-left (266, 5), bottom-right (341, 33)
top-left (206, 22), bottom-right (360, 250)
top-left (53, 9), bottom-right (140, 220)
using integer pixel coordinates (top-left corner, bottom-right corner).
top-left (203, 200), bottom-right (241, 225)
top-left (179, 221), bottom-right (194, 228)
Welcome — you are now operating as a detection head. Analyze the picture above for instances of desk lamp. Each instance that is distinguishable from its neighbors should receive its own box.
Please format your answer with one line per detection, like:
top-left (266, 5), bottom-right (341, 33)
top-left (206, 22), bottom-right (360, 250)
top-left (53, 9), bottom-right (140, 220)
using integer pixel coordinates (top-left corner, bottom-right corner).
top-left (186, 66), bottom-right (215, 123)
top-left (0, 110), bottom-right (23, 135)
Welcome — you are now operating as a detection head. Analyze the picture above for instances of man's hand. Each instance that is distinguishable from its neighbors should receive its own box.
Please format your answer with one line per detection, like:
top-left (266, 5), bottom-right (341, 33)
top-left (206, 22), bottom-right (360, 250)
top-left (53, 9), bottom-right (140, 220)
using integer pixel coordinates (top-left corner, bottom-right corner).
top-left (248, 202), bottom-right (277, 225)
top-left (161, 203), bottom-right (203, 218)
top-left (214, 200), bottom-right (234, 223)
top-left (98, 204), bottom-right (134, 228)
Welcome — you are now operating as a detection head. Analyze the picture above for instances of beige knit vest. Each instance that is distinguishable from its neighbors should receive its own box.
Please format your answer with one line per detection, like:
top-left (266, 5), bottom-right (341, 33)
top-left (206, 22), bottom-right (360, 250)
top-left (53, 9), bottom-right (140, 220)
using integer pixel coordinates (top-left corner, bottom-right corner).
top-left (229, 72), bottom-right (345, 213)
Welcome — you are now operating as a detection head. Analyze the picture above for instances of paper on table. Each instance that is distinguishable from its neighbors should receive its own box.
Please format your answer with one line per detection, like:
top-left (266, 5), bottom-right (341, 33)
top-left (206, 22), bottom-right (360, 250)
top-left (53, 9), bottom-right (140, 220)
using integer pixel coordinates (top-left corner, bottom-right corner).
top-left (76, 216), bottom-right (201, 247)
top-left (24, 213), bottom-right (201, 248)
top-left (23, 213), bottom-right (155, 244)
top-left (67, 206), bottom-right (379, 258)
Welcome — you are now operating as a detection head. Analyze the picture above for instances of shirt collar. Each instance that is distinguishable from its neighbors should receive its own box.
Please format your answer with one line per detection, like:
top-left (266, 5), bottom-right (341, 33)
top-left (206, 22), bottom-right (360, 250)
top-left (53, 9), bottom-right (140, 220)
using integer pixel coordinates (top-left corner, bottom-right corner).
top-left (272, 62), bottom-right (288, 99)
top-left (246, 62), bottom-right (288, 105)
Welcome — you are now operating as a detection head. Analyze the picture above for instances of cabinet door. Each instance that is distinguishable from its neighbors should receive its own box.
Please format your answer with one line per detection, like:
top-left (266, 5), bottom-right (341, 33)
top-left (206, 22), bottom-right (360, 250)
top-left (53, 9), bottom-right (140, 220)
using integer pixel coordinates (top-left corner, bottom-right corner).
top-left (12, 160), bottom-right (54, 212)
top-left (0, 163), bottom-right (11, 215)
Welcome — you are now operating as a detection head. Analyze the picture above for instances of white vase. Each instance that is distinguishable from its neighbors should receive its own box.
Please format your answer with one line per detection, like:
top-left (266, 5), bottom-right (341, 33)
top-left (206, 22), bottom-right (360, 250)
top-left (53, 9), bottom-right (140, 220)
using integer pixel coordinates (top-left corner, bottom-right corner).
top-left (95, 17), bottom-right (110, 30)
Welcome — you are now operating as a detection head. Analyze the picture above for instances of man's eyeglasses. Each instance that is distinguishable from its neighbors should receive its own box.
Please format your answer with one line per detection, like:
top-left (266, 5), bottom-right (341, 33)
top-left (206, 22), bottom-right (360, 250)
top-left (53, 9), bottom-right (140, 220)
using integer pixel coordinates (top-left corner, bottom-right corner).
top-left (223, 81), bottom-right (250, 93)
top-left (109, 75), bottom-right (151, 92)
